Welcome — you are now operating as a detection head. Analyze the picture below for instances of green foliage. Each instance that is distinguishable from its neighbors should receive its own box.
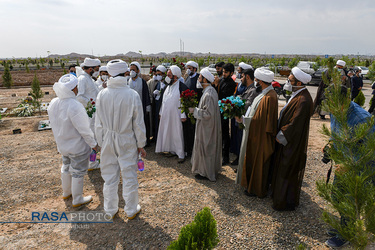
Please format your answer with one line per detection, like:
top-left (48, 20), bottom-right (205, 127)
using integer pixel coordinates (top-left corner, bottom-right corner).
top-left (168, 207), bottom-right (219, 250)
top-left (30, 73), bottom-right (44, 114)
top-left (317, 65), bottom-right (375, 249)
top-left (367, 62), bottom-right (375, 81)
top-left (25, 64), bottom-right (30, 73)
top-left (353, 91), bottom-right (366, 107)
top-left (2, 61), bottom-right (13, 88)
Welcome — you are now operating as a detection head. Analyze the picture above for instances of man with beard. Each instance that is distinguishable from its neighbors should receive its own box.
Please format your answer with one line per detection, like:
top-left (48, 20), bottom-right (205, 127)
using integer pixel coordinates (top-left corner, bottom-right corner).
top-left (235, 68), bottom-right (278, 198)
top-left (183, 60), bottom-right (201, 158)
top-left (231, 68), bottom-right (261, 167)
top-left (155, 65), bottom-right (188, 164)
top-left (215, 63), bottom-right (236, 165)
top-left (271, 67), bottom-right (314, 211)
top-left (77, 57), bottom-right (101, 170)
top-left (129, 61), bottom-right (151, 146)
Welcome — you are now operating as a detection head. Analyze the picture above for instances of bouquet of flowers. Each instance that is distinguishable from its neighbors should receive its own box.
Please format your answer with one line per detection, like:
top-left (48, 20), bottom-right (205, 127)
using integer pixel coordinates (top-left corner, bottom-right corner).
top-left (179, 89), bottom-right (198, 124)
top-left (86, 98), bottom-right (96, 118)
top-left (218, 95), bottom-right (246, 120)
top-left (11, 103), bottom-right (35, 117)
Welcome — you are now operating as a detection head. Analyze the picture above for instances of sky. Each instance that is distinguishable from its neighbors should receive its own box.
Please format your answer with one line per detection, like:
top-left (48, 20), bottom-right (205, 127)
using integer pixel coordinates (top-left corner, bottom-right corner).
top-left (1, 0), bottom-right (375, 58)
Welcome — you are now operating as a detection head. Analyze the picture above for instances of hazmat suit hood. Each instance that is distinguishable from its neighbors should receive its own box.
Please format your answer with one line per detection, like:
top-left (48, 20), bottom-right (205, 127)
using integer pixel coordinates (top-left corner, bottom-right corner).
top-left (53, 74), bottom-right (78, 99)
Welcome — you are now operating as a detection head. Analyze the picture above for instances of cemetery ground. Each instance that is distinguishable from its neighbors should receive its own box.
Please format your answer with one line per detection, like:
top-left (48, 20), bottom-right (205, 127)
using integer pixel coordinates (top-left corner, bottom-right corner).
top-left (0, 85), bottom-right (372, 249)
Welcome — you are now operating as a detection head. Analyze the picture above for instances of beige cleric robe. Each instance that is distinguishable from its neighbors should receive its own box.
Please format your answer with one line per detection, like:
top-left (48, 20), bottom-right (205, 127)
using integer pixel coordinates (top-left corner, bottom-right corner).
top-left (240, 88), bottom-right (278, 198)
top-left (191, 85), bottom-right (222, 181)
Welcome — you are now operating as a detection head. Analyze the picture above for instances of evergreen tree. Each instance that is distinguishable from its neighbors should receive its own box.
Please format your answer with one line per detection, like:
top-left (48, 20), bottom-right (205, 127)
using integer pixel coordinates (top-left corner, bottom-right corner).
top-left (30, 73), bottom-right (44, 114)
top-left (316, 67), bottom-right (375, 249)
top-left (168, 207), bottom-right (219, 250)
top-left (2, 61), bottom-right (13, 88)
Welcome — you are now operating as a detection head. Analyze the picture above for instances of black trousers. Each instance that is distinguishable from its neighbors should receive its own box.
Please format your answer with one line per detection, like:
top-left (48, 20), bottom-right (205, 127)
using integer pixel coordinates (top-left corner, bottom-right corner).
top-left (221, 115), bottom-right (230, 160)
top-left (183, 118), bottom-right (195, 157)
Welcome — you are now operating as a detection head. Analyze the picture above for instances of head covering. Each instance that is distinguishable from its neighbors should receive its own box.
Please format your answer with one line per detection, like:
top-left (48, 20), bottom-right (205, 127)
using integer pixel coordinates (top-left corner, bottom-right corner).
top-left (254, 68), bottom-right (274, 83)
top-left (94, 58), bottom-right (101, 66)
top-left (291, 67), bottom-right (311, 84)
top-left (156, 65), bottom-right (167, 73)
top-left (58, 73), bottom-right (78, 90)
top-left (99, 66), bottom-right (107, 72)
top-left (106, 59), bottom-right (129, 76)
top-left (169, 65), bottom-right (182, 78)
top-left (200, 68), bottom-right (215, 83)
top-left (239, 62), bottom-right (253, 70)
top-left (82, 57), bottom-right (99, 67)
top-left (186, 60), bottom-right (198, 69)
top-left (336, 60), bottom-right (346, 67)
top-left (130, 61), bottom-right (141, 71)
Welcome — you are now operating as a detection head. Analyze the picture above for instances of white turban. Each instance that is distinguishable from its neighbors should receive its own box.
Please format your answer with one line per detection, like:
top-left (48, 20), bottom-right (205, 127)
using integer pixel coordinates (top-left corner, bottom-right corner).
top-left (94, 58), bottom-right (101, 66)
top-left (156, 65), bottom-right (167, 73)
top-left (200, 68), bottom-right (214, 83)
top-left (82, 57), bottom-right (99, 67)
top-left (239, 62), bottom-right (253, 70)
top-left (186, 60), bottom-right (198, 69)
top-left (107, 59), bottom-right (129, 76)
top-left (254, 68), bottom-right (274, 83)
top-left (169, 65), bottom-right (182, 78)
top-left (291, 67), bottom-right (311, 84)
top-left (58, 73), bottom-right (78, 90)
top-left (130, 61), bottom-right (141, 71)
top-left (99, 66), bottom-right (107, 72)
top-left (336, 60), bottom-right (346, 67)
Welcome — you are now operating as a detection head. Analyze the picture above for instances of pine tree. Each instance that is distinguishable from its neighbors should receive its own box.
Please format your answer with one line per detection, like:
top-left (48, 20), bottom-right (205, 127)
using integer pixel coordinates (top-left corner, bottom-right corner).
top-left (316, 65), bottom-right (375, 249)
top-left (30, 73), bottom-right (44, 114)
top-left (2, 61), bottom-right (13, 88)
top-left (168, 207), bottom-right (219, 250)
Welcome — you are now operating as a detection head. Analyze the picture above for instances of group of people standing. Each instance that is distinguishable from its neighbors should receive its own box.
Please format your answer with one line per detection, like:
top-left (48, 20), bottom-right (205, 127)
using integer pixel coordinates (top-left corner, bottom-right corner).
top-left (48, 56), bottom-right (317, 223)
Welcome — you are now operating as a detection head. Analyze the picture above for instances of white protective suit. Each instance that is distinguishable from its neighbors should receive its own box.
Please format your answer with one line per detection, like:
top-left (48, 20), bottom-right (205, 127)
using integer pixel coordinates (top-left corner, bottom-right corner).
top-left (48, 81), bottom-right (97, 163)
top-left (95, 76), bottom-right (146, 218)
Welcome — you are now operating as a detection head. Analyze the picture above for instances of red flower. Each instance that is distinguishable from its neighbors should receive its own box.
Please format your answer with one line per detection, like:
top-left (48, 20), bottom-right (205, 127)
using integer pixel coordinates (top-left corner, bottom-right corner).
top-left (90, 98), bottom-right (93, 101)
top-left (92, 101), bottom-right (95, 105)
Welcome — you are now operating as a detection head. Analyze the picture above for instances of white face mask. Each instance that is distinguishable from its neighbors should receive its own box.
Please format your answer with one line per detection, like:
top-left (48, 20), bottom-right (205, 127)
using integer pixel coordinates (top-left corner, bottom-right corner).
top-left (254, 80), bottom-right (258, 87)
top-left (154, 75), bottom-right (162, 81)
top-left (130, 70), bottom-right (137, 78)
top-left (196, 81), bottom-right (203, 89)
top-left (165, 76), bottom-right (171, 84)
top-left (101, 75), bottom-right (108, 81)
top-left (186, 69), bottom-right (192, 76)
top-left (236, 72), bottom-right (241, 79)
top-left (283, 80), bottom-right (292, 92)
top-left (93, 71), bottom-right (99, 78)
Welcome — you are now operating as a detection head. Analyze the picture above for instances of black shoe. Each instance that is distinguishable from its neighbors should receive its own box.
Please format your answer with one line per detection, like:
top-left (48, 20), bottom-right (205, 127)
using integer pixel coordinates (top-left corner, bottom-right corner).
top-left (326, 228), bottom-right (339, 237)
top-left (231, 158), bottom-right (239, 166)
top-left (244, 190), bottom-right (256, 197)
top-left (177, 158), bottom-right (186, 164)
top-left (195, 174), bottom-right (208, 180)
top-left (325, 235), bottom-right (348, 248)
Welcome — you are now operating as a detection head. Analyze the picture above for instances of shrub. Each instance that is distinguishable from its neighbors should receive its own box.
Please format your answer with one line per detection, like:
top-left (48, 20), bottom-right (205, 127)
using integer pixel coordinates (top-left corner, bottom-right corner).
top-left (30, 73), bottom-right (44, 114)
top-left (168, 207), bottom-right (219, 250)
top-left (353, 91), bottom-right (365, 107)
top-left (2, 61), bottom-right (13, 88)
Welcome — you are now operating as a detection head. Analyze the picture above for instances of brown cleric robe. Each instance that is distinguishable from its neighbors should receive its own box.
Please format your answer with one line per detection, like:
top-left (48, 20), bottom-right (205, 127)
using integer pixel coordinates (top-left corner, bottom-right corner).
top-left (271, 88), bottom-right (313, 211)
top-left (240, 89), bottom-right (278, 198)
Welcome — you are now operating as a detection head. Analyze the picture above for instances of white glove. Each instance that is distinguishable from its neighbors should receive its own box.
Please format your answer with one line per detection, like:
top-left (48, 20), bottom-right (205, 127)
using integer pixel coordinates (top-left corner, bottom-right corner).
top-left (146, 105), bottom-right (151, 113)
top-left (153, 89), bottom-right (160, 97)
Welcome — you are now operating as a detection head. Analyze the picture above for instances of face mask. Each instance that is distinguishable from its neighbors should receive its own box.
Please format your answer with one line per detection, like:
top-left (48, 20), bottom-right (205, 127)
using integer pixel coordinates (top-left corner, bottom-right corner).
top-left (93, 71), bottom-right (99, 78)
top-left (165, 76), bottom-right (171, 84)
top-left (186, 69), bottom-right (192, 76)
top-left (236, 72), bottom-right (241, 79)
top-left (196, 81), bottom-right (203, 89)
top-left (130, 70), bottom-right (137, 78)
top-left (101, 75), bottom-right (108, 81)
top-left (283, 80), bottom-right (292, 92)
top-left (155, 75), bottom-right (162, 81)
top-left (254, 80), bottom-right (258, 87)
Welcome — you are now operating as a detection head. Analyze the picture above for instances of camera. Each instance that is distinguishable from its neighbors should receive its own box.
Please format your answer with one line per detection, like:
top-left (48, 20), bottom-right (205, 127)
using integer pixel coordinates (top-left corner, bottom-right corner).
top-left (322, 144), bottom-right (331, 164)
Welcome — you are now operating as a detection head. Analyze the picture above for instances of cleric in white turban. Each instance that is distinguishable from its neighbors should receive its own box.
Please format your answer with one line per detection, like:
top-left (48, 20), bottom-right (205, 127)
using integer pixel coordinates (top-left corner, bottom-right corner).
top-left (190, 68), bottom-right (222, 181)
top-left (271, 62), bottom-right (314, 211)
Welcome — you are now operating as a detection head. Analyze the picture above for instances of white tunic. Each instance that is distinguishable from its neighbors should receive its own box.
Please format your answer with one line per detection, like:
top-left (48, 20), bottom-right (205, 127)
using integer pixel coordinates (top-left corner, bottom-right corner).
top-left (77, 72), bottom-right (99, 107)
top-left (155, 81), bottom-right (185, 159)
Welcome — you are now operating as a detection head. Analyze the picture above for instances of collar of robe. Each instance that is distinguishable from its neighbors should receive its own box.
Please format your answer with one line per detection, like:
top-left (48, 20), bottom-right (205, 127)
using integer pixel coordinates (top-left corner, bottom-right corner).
top-left (107, 76), bottom-right (130, 89)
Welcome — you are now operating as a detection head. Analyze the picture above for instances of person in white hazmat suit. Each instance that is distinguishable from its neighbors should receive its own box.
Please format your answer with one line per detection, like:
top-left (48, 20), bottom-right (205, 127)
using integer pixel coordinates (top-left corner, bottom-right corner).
top-left (95, 59), bottom-right (147, 220)
top-left (48, 74), bottom-right (98, 207)
top-left (77, 57), bottom-right (101, 171)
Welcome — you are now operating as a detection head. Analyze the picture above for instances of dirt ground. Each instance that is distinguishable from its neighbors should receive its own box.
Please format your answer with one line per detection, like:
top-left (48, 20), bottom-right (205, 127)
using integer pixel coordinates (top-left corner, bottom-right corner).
top-left (0, 85), bottom-right (365, 249)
